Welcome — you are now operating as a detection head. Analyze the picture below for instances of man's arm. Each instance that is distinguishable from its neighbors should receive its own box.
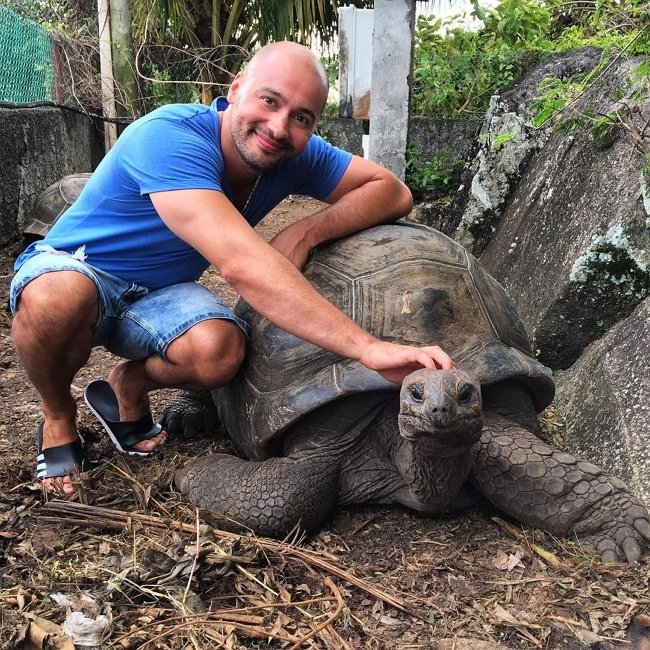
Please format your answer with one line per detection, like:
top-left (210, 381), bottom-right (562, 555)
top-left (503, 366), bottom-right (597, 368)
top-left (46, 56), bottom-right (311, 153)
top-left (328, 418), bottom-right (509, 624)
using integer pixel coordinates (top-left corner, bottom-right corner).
top-left (269, 155), bottom-right (413, 268)
top-left (150, 188), bottom-right (451, 383)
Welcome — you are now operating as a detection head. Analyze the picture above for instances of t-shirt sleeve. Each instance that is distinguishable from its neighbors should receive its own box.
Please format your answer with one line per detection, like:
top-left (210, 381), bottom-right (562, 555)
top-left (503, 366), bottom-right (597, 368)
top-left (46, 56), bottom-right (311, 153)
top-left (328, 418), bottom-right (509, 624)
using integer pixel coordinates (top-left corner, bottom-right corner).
top-left (291, 135), bottom-right (353, 200)
top-left (115, 112), bottom-right (225, 196)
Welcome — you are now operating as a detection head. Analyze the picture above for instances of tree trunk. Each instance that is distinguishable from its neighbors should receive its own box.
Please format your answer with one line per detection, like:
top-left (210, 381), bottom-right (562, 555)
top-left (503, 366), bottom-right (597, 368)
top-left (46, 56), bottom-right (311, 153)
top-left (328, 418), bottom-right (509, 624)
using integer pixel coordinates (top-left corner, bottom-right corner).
top-left (97, 0), bottom-right (117, 149)
top-left (109, 0), bottom-right (139, 119)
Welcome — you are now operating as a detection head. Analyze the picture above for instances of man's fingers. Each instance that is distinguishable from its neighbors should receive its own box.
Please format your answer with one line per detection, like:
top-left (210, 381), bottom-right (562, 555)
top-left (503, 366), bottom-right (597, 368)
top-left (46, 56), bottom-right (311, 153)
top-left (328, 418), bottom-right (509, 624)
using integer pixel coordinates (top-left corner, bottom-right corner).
top-left (418, 345), bottom-right (454, 370)
top-left (359, 341), bottom-right (454, 383)
top-left (414, 352), bottom-right (436, 369)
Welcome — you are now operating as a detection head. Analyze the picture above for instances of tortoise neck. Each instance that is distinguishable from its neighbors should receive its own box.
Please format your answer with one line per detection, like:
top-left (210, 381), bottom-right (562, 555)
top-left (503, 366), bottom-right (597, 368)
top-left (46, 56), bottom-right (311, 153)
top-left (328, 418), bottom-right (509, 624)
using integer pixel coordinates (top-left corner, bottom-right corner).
top-left (393, 439), bottom-right (474, 505)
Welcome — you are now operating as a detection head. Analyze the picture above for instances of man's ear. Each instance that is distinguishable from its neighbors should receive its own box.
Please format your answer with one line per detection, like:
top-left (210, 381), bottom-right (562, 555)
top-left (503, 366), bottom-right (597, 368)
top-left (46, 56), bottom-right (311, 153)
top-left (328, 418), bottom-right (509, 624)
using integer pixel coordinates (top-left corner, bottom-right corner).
top-left (227, 72), bottom-right (245, 103)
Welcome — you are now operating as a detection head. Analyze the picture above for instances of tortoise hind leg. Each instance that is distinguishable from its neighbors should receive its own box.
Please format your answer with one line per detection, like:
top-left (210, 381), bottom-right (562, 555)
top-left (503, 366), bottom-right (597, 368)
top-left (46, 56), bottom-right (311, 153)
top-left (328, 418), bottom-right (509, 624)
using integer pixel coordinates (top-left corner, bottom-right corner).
top-left (473, 412), bottom-right (650, 563)
top-left (175, 454), bottom-right (339, 538)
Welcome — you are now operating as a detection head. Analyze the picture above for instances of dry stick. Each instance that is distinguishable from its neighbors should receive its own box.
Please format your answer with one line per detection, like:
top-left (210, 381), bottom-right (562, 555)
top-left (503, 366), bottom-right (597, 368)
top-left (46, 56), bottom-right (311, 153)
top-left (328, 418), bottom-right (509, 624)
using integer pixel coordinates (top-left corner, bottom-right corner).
top-left (129, 616), bottom-right (304, 648)
top-left (288, 576), bottom-right (350, 650)
top-left (182, 508), bottom-right (201, 607)
top-left (40, 501), bottom-right (418, 617)
top-left (38, 516), bottom-right (125, 532)
top-left (491, 517), bottom-right (562, 568)
top-left (41, 501), bottom-right (196, 532)
top-left (263, 539), bottom-right (419, 618)
top-left (109, 599), bottom-right (336, 645)
top-left (319, 625), bottom-right (355, 650)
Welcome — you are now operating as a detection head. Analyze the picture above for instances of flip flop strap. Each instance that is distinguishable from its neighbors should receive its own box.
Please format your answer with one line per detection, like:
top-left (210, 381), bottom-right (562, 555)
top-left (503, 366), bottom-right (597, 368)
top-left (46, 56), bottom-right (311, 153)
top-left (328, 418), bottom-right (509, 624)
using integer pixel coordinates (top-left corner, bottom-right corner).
top-left (37, 441), bottom-right (93, 478)
top-left (110, 414), bottom-right (162, 449)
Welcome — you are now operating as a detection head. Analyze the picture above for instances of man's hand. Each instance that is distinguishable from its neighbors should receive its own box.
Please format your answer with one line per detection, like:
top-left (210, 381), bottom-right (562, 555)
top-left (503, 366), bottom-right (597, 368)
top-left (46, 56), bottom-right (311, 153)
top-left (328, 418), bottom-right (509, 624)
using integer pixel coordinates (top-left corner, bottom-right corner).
top-left (269, 155), bottom-right (413, 270)
top-left (269, 226), bottom-right (311, 269)
top-left (359, 341), bottom-right (454, 384)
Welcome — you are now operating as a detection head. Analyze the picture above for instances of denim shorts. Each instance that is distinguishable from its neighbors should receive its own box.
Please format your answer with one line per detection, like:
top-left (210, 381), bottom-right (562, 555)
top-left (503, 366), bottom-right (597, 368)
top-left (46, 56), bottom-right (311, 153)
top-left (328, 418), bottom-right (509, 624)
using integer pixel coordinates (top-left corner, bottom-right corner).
top-left (10, 246), bottom-right (249, 360)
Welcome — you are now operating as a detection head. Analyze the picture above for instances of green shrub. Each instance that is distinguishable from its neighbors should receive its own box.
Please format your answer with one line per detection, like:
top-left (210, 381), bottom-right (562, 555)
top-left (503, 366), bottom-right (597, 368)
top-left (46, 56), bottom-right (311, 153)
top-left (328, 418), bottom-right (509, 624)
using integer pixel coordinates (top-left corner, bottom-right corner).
top-left (411, 0), bottom-right (649, 120)
top-left (405, 144), bottom-right (464, 200)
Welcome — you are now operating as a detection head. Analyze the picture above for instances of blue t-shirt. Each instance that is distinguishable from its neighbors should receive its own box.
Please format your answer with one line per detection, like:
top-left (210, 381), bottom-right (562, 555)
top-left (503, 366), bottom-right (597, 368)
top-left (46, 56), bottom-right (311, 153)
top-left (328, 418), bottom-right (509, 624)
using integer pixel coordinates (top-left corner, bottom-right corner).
top-left (16, 100), bottom-right (352, 289)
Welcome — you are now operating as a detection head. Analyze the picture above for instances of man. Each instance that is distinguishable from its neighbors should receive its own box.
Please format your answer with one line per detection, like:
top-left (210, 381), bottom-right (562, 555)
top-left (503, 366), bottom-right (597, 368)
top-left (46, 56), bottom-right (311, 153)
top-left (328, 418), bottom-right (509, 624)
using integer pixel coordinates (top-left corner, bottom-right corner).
top-left (10, 42), bottom-right (452, 496)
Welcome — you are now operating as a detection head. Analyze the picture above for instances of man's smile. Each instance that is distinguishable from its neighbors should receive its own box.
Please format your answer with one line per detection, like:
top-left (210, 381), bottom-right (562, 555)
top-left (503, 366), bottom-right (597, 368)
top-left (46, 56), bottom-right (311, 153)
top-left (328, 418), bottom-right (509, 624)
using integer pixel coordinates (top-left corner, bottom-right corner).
top-left (252, 128), bottom-right (290, 154)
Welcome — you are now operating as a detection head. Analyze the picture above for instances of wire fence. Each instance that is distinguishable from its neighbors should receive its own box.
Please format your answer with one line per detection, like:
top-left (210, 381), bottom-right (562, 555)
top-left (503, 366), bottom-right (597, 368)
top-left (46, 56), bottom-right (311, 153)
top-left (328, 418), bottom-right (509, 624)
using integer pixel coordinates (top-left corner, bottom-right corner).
top-left (0, 5), bottom-right (200, 118)
top-left (0, 6), bottom-right (58, 103)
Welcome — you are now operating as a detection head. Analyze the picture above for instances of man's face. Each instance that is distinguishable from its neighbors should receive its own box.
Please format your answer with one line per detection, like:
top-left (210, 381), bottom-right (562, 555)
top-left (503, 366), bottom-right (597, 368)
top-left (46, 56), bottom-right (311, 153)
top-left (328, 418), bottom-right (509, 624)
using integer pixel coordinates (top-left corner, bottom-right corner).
top-left (227, 58), bottom-right (326, 171)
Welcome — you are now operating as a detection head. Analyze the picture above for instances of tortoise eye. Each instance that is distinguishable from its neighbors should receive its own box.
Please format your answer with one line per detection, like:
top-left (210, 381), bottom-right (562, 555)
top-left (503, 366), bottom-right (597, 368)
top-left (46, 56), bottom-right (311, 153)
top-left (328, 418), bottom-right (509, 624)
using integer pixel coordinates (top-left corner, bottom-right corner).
top-left (458, 384), bottom-right (474, 403)
top-left (409, 385), bottom-right (424, 404)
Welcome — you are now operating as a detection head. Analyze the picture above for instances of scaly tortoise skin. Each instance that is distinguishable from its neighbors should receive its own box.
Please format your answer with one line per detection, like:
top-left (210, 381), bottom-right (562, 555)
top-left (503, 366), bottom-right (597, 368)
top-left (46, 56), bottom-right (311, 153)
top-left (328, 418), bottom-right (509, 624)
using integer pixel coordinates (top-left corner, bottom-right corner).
top-left (165, 223), bottom-right (645, 563)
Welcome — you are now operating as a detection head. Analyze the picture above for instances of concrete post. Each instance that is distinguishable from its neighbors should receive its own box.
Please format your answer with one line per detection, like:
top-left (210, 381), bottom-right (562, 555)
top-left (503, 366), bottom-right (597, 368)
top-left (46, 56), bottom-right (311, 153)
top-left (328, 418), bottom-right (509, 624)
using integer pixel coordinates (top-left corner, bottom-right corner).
top-left (338, 6), bottom-right (374, 119)
top-left (367, 0), bottom-right (416, 179)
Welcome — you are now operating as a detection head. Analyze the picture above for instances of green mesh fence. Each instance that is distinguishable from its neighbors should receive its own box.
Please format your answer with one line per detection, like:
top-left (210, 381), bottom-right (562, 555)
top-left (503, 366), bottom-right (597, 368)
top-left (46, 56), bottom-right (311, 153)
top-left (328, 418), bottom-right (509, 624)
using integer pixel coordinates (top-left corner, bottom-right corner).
top-left (0, 6), bottom-right (55, 103)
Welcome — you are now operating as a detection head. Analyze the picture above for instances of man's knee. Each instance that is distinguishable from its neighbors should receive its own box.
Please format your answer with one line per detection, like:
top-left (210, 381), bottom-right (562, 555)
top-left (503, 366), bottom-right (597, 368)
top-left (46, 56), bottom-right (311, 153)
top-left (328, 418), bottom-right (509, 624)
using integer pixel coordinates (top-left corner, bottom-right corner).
top-left (211, 324), bottom-right (246, 383)
top-left (13, 272), bottom-right (98, 331)
top-left (168, 319), bottom-right (246, 387)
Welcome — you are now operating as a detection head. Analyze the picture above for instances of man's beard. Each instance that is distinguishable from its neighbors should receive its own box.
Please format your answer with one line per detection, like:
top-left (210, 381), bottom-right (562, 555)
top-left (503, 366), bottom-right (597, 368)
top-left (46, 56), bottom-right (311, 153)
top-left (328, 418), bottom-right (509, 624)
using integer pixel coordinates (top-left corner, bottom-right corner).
top-left (230, 119), bottom-right (295, 171)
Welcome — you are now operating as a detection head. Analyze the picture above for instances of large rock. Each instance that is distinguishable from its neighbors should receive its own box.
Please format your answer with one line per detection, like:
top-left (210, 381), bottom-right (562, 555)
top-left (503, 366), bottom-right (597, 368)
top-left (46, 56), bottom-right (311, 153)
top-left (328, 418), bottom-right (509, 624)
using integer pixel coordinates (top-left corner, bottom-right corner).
top-left (554, 299), bottom-right (650, 507)
top-left (422, 49), bottom-right (605, 254)
top-left (421, 48), bottom-right (650, 507)
top-left (448, 108), bottom-right (542, 256)
top-left (474, 52), bottom-right (649, 369)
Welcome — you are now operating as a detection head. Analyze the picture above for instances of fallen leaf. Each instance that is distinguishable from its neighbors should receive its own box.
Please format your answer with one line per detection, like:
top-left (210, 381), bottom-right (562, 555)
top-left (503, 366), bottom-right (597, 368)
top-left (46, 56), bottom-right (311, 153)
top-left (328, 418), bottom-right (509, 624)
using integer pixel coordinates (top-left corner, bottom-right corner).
top-left (23, 614), bottom-right (75, 650)
top-left (493, 548), bottom-right (524, 571)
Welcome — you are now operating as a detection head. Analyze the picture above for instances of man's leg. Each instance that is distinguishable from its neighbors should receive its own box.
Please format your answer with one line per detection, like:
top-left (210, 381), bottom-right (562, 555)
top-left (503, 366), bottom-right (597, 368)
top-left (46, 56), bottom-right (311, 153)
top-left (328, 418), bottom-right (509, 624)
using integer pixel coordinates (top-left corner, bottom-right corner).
top-left (12, 270), bottom-right (99, 494)
top-left (106, 319), bottom-right (246, 426)
top-left (12, 263), bottom-right (245, 492)
top-left (10, 257), bottom-right (167, 493)
top-left (100, 280), bottom-right (247, 438)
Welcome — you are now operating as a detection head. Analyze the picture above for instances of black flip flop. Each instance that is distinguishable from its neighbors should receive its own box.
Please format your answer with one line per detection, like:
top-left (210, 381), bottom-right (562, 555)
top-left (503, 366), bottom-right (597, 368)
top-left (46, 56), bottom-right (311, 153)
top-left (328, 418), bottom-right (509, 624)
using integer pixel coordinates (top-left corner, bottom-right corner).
top-left (84, 380), bottom-right (162, 456)
top-left (36, 421), bottom-right (94, 479)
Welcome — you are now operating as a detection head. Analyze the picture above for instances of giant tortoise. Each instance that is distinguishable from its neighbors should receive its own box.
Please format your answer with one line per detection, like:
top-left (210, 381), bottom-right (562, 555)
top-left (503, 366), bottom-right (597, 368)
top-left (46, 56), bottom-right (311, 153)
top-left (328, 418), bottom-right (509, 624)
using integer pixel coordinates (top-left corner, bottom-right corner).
top-left (169, 221), bottom-right (650, 563)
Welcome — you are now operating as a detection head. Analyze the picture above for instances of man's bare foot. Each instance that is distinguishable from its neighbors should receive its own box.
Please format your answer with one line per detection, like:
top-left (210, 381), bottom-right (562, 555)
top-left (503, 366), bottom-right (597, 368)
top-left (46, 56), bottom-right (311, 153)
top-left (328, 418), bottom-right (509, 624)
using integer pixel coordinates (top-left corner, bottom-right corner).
top-left (38, 419), bottom-right (90, 495)
top-left (104, 364), bottom-right (167, 453)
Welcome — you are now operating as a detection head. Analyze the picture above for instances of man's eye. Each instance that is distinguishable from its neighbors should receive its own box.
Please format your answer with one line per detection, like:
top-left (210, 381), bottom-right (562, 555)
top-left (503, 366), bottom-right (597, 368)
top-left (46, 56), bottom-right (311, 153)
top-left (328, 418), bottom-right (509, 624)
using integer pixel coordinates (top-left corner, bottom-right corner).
top-left (262, 96), bottom-right (274, 105)
top-left (294, 115), bottom-right (312, 128)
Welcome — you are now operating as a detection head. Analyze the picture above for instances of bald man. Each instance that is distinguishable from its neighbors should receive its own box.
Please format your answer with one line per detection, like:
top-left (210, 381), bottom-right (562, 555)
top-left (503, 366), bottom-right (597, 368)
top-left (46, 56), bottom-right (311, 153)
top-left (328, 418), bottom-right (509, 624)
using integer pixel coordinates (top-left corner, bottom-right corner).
top-left (11, 42), bottom-right (453, 495)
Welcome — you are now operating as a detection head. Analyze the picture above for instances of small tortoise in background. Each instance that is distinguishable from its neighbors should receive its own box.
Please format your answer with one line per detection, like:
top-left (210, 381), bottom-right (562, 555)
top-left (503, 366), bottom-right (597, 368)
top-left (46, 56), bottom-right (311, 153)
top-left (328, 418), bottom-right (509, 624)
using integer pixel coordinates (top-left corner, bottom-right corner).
top-left (167, 222), bottom-right (650, 563)
top-left (21, 173), bottom-right (92, 245)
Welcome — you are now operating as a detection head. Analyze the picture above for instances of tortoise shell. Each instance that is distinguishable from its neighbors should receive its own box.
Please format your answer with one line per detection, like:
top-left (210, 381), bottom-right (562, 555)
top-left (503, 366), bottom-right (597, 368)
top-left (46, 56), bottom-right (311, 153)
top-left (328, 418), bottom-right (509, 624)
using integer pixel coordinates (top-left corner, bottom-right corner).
top-left (216, 221), bottom-right (555, 460)
top-left (24, 173), bottom-right (91, 237)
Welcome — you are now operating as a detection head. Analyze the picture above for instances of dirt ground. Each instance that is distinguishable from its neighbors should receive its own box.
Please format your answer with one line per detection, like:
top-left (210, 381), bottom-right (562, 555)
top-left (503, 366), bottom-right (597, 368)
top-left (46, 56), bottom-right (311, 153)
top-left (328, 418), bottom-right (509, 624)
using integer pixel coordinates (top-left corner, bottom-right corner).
top-left (0, 197), bottom-right (648, 649)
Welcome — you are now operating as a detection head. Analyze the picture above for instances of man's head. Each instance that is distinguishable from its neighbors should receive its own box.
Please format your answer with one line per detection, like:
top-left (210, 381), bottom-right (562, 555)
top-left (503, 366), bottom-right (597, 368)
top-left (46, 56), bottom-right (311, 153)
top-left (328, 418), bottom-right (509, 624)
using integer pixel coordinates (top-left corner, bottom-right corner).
top-left (226, 42), bottom-right (329, 172)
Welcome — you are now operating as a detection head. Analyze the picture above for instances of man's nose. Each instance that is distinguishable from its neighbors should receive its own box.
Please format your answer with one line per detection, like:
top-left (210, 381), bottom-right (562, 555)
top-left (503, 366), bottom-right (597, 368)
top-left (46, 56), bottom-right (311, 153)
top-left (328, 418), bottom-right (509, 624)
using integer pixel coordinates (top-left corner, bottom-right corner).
top-left (268, 111), bottom-right (290, 140)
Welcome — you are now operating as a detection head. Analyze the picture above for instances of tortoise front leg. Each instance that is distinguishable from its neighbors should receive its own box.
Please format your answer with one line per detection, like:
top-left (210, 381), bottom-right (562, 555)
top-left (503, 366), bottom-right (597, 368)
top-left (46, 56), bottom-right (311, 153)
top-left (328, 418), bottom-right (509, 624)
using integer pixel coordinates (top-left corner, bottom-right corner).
top-left (160, 390), bottom-right (220, 439)
top-left (473, 412), bottom-right (650, 563)
top-left (175, 454), bottom-right (339, 538)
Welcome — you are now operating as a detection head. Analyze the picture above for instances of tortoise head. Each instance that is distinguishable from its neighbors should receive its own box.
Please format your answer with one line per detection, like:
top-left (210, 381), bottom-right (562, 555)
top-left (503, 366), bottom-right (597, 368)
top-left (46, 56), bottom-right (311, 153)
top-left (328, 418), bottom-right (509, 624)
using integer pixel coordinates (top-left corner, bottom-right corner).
top-left (398, 368), bottom-right (483, 454)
